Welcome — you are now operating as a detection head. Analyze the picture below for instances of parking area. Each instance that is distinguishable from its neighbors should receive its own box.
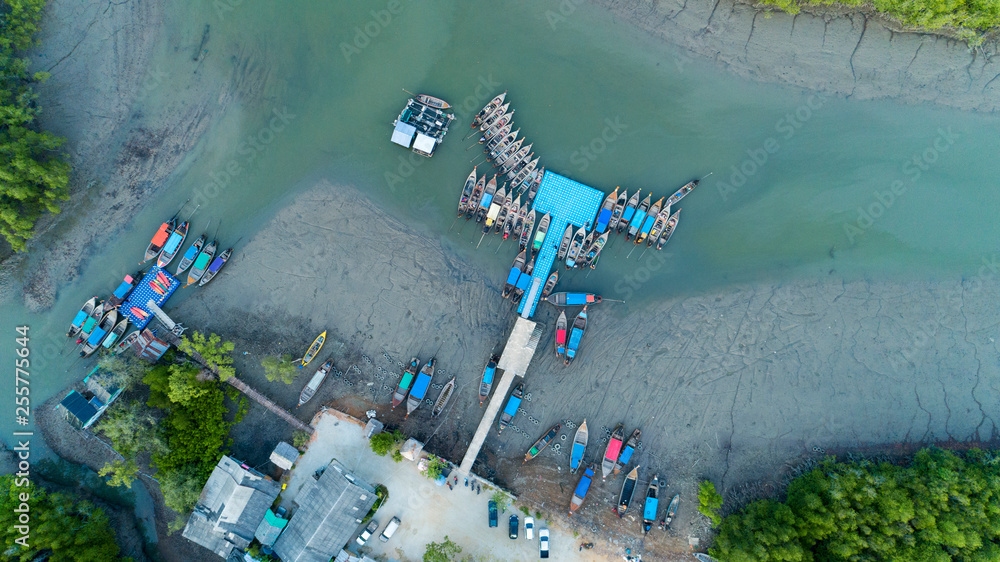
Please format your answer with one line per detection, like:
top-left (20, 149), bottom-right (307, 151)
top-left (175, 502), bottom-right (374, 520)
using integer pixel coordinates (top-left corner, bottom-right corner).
top-left (281, 409), bottom-right (591, 560)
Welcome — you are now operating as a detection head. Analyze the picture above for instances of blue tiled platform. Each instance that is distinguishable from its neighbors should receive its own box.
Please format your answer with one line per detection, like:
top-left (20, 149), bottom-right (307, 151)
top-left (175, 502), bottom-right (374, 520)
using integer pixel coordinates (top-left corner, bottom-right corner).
top-left (518, 171), bottom-right (604, 318)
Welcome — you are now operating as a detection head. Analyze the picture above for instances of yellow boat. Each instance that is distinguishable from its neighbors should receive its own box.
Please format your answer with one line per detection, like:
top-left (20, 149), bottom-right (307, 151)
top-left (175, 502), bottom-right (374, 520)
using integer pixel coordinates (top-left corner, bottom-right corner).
top-left (299, 330), bottom-right (326, 369)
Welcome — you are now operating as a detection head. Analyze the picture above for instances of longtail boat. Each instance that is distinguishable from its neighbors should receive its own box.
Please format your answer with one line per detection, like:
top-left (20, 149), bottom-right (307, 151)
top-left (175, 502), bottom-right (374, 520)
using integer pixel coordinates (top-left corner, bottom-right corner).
top-left (500, 146), bottom-right (531, 174)
top-left (77, 300), bottom-right (108, 343)
top-left (114, 330), bottom-right (139, 354)
top-left (392, 357), bottom-right (420, 409)
top-left (564, 228), bottom-right (587, 269)
top-left (478, 354), bottom-right (500, 406)
top-left (635, 197), bottom-right (664, 245)
top-left (556, 225), bottom-right (574, 262)
top-left (143, 215), bottom-right (177, 263)
top-left (568, 465), bottom-right (595, 515)
top-left (101, 318), bottom-right (129, 349)
top-left (415, 93), bottom-right (450, 110)
top-left (526, 167), bottom-right (544, 202)
top-left (406, 358), bottom-right (435, 418)
top-left (502, 197), bottom-right (520, 239)
top-left (525, 423), bottom-right (562, 462)
top-left (595, 188), bottom-right (618, 233)
top-left (512, 204), bottom-right (528, 239)
top-left (466, 175), bottom-right (486, 220)
top-left (656, 209), bottom-right (681, 250)
top-left (176, 228), bottom-right (208, 276)
top-left (198, 246), bottom-right (233, 286)
top-left (609, 188), bottom-right (628, 232)
top-left (601, 424), bottom-right (625, 480)
top-left (662, 494), bottom-right (680, 530)
top-left (431, 376), bottom-right (456, 417)
top-left (108, 272), bottom-right (143, 307)
top-left (481, 110), bottom-right (512, 137)
top-left (647, 205), bottom-right (671, 244)
top-left (476, 176), bottom-right (497, 223)
top-left (298, 331), bottom-right (327, 369)
top-left (458, 167), bottom-right (477, 217)
top-left (80, 309), bottom-right (117, 357)
top-left (531, 213), bottom-right (551, 252)
top-left (546, 292), bottom-right (602, 308)
top-left (665, 179), bottom-right (699, 207)
top-left (518, 209), bottom-right (536, 252)
top-left (484, 124), bottom-right (514, 147)
top-left (503, 250), bottom-right (527, 299)
top-left (185, 238), bottom-right (217, 287)
top-left (471, 91), bottom-right (506, 128)
top-left (506, 155), bottom-right (535, 181)
top-left (157, 220), bottom-right (189, 268)
top-left (491, 137), bottom-right (522, 163)
top-left (541, 271), bottom-right (559, 299)
top-left (554, 310), bottom-right (567, 357)
top-left (564, 306), bottom-right (588, 366)
top-left (570, 419), bottom-right (588, 473)
top-left (614, 429), bottom-right (641, 476)
top-left (68, 297), bottom-right (98, 338)
top-left (498, 383), bottom-right (523, 434)
top-left (582, 232), bottom-right (609, 267)
top-left (511, 157), bottom-right (539, 183)
top-left (493, 187), bottom-right (513, 233)
top-left (643, 475), bottom-right (660, 534)
top-left (484, 185), bottom-right (507, 230)
top-left (298, 358), bottom-right (333, 407)
top-left (626, 193), bottom-right (652, 241)
top-left (617, 465), bottom-right (640, 517)
top-left (480, 103), bottom-right (510, 130)
top-left (618, 190), bottom-right (641, 234)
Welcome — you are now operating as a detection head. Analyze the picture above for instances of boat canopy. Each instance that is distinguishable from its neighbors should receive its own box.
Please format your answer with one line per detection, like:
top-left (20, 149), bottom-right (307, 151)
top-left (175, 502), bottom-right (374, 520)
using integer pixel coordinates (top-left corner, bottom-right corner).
top-left (619, 444), bottom-right (635, 465)
top-left (605, 437), bottom-right (623, 460)
top-left (570, 443), bottom-right (584, 468)
top-left (411, 373), bottom-right (431, 400)
top-left (565, 293), bottom-right (598, 305)
top-left (596, 208), bottom-right (612, 231)
top-left (515, 272), bottom-right (532, 291)
top-left (87, 327), bottom-right (108, 346)
top-left (412, 133), bottom-right (437, 156)
top-left (71, 310), bottom-right (89, 327)
top-left (482, 364), bottom-right (496, 385)
top-left (574, 471), bottom-right (593, 497)
top-left (644, 497), bottom-right (659, 520)
top-left (568, 328), bottom-right (584, 351)
top-left (112, 276), bottom-right (134, 299)
top-left (162, 231), bottom-right (184, 254)
top-left (502, 395), bottom-right (521, 417)
top-left (506, 267), bottom-right (521, 285)
top-left (399, 371), bottom-right (414, 389)
top-left (391, 122), bottom-right (417, 148)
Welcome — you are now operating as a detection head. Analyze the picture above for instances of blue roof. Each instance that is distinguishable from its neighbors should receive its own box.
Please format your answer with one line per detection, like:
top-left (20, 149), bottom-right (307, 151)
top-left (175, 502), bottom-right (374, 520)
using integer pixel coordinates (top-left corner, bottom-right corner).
top-left (411, 372), bottom-right (432, 400)
top-left (517, 171), bottom-right (604, 318)
top-left (60, 391), bottom-right (98, 425)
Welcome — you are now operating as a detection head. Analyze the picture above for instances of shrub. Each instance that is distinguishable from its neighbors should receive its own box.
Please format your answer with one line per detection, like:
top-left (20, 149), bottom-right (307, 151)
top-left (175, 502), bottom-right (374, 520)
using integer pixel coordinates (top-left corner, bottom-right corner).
top-left (698, 480), bottom-right (724, 525)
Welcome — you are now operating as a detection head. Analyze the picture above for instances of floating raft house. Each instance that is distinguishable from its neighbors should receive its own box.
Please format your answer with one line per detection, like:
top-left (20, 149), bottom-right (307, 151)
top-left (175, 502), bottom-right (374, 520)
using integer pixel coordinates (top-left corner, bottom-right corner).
top-left (120, 265), bottom-right (180, 329)
top-left (391, 98), bottom-right (453, 157)
top-left (517, 171), bottom-right (603, 318)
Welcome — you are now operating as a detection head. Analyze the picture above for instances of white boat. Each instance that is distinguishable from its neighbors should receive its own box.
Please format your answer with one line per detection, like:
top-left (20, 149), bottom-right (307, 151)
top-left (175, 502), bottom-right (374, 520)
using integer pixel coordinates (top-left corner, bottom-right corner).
top-left (298, 358), bottom-right (333, 407)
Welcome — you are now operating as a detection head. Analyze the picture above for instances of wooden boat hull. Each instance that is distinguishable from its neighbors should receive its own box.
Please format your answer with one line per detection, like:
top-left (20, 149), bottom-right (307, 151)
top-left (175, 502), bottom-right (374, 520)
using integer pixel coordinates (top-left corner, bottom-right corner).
top-left (518, 210), bottom-right (536, 252)
top-left (541, 271), bottom-right (559, 299)
top-left (101, 319), bottom-right (129, 349)
top-left (299, 331), bottom-right (327, 369)
top-left (416, 94), bottom-right (451, 110)
top-left (609, 188), bottom-right (628, 232)
top-left (392, 358), bottom-right (419, 409)
top-left (555, 310), bottom-right (567, 357)
top-left (564, 306), bottom-right (588, 366)
top-left (176, 233), bottom-right (206, 276)
top-left (406, 358), bottom-right (435, 417)
top-left (498, 383), bottom-right (524, 434)
top-left (556, 225), bottom-right (574, 262)
top-left (525, 423), bottom-right (561, 462)
top-left (569, 465), bottom-right (595, 515)
top-left (656, 210), bottom-right (681, 250)
top-left (564, 228), bottom-right (586, 269)
top-left (595, 188), bottom-right (618, 233)
top-left (298, 359), bottom-right (333, 406)
top-left (666, 180), bottom-right (698, 207)
top-left (546, 292), bottom-right (602, 307)
top-left (662, 494), bottom-right (680, 529)
top-left (157, 220), bottom-right (189, 268)
top-left (618, 191), bottom-right (641, 234)
top-left (478, 355), bottom-right (499, 405)
top-left (617, 465), bottom-right (640, 517)
top-left (570, 419), bottom-right (588, 473)
top-left (431, 377), bottom-right (456, 417)
top-left (144, 219), bottom-right (175, 263)
top-left (81, 309), bottom-right (117, 357)
top-left (186, 240), bottom-right (217, 287)
top-left (115, 330), bottom-right (139, 354)
top-left (68, 297), bottom-right (97, 338)
top-left (643, 475), bottom-right (660, 534)
top-left (198, 247), bottom-right (233, 286)
top-left (601, 424), bottom-right (625, 480)
top-left (614, 429), bottom-right (641, 476)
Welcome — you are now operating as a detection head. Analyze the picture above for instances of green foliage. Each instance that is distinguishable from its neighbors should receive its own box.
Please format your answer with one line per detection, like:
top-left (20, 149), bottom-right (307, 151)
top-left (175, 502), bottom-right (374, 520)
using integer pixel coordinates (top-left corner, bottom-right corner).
top-left (710, 448), bottom-right (1000, 561)
top-left (157, 464), bottom-right (205, 514)
top-left (425, 455), bottom-right (448, 480)
top-left (95, 353), bottom-right (150, 391)
top-left (391, 449), bottom-right (404, 463)
top-left (369, 429), bottom-right (405, 456)
top-left (519, 505), bottom-right (530, 516)
top-left (0, 0), bottom-right (72, 252)
top-left (292, 430), bottom-right (311, 448)
top-left (423, 535), bottom-right (463, 562)
top-left (96, 400), bottom-right (165, 488)
top-left (0, 475), bottom-right (123, 561)
top-left (490, 490), bottom-right (511, 513)
top-left (261, 354), bottom-right (299, 384)
top-left (757, 0), bottom-right (1000, 39)
top-left (178, 331), bottom-right (236, 380)
top-left (698, 480), bottom-right (724, 525)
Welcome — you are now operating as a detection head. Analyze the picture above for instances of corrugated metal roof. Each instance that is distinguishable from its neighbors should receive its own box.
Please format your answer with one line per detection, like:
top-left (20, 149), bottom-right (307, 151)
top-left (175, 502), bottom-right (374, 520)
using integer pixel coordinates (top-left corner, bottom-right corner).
top-left (390, 122), bottom-right (415, 148)
top-left (58, 391), bottom-right (98, 426)
top-left (412, 133), bottom-right (437, 155)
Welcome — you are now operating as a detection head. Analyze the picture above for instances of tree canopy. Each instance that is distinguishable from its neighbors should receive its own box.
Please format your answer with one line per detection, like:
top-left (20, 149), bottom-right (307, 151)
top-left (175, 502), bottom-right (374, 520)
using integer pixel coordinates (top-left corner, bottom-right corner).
top-left (261, 354), bottom-right (299, 384)
top-left (423, 535), bottom-right (463, 562)
top-left (0, 475), bottom-right (123, 561)
top-left (0, 0), bottom-right (72, 251)
top-left (178, 331), bottom-right (236, 380)
top-left (710, 448), bottom-right (1000, 561)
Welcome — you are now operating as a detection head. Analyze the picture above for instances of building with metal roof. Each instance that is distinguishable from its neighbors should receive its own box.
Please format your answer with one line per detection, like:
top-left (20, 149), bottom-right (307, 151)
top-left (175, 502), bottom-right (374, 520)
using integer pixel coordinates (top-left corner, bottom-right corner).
top-left (182, 456), bottom-right (281, 558)
top-left (270, 441), bottom-right (300, 471)
top-left (273, 460), bottom-right (377, 562)
top-left (254, 508), bottom-right (289, 547)
top-left (58, 391), bottom-right (100, 429)
top-left (390, 121), bottom-right (416, 148)
top-left (56, 366), bottom-right (125, 429)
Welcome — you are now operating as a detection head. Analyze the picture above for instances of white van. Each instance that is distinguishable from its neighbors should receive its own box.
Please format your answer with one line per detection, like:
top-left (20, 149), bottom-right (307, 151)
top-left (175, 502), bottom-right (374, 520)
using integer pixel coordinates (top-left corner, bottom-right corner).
top-left (379, 516), bottom-right (401, 542)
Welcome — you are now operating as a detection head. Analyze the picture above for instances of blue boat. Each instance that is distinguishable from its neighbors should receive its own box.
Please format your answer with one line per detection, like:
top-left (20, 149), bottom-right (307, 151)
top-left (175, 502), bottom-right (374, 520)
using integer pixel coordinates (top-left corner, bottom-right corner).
top-left (108, 272), bottom-right (142, 307)
top-left (570, 419), bottom-right (588, 474)
top-left (478, 354), bottom-right (500, 405)
top-left (406, 358), bottom-right (434, 418)
top-left (67, 297), bottom-right (97, 338)
top-left (564, 306), bottom-right (588, 366)
top-left (643, 475), bottom-right (660, 534)
top-left (503, 251), bottom-right (526, 299)
top-left (636, 197), bottom-right (664, 245)
top-left (595, 188), bottom-right (618, 233)
top-left (614, 429), bottom-right (641, 476)
top-left (545, 292), bottom-right (602, 307)
top-left (626, 193), bottom-right (652, 241)
top-left (617, 190), bottom-right (641, 234)
top-left (498, 383), bottom-right (523, 434)
top-left (569, 464), bottom-right (595, 515)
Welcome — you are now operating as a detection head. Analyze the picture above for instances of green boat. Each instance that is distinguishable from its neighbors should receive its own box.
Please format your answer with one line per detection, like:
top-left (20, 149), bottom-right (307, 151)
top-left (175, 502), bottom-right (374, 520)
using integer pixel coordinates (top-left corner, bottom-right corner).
top-left (392, 357), bottom-right (419, 409)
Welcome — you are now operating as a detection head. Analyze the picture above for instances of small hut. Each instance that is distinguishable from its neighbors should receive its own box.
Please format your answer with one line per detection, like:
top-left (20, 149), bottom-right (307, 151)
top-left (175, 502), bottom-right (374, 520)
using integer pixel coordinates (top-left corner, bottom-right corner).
top-left (399, 438), bottom-right (424, 462)
top-left (269, 441), bottom-right (299, 471)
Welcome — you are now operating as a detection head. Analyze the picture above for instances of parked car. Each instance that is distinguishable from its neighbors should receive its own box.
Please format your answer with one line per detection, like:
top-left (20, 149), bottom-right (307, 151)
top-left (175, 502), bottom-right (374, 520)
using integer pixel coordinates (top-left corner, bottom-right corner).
top-left (509, 514), bottom-right (519, 539)
top-left (539, 528), bottom-right (549, 558)
top-left (488, 500), bottom-right (498, 527)
top-left (356, 519), bottom-right (379, 547)
top-left (524, 516), bottom-right (534, 540)
top-left (379, 516), bottom-right (400, 542)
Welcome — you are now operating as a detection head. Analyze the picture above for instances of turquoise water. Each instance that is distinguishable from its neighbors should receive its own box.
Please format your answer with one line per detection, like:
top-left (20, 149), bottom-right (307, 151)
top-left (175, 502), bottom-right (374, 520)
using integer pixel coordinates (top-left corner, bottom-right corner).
top-left (3, 0), bottom-right (1000, 448)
